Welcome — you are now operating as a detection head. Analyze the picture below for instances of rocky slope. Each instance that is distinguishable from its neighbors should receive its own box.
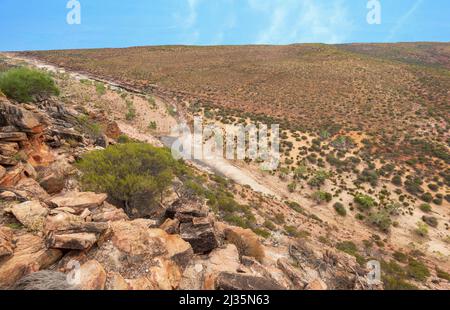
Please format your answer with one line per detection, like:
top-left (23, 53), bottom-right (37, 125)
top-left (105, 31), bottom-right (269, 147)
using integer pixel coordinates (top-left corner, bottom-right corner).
top-left (0, 66), bottom-right (379, 291)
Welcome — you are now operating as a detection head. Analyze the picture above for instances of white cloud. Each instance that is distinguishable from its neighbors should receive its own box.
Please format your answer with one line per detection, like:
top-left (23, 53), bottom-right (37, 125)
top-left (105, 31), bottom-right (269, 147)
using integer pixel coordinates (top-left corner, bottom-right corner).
top-left (186, 0), bottom-right (200, 28)
top-left (387, 0), bottom-right (424, 42)
top-left (249, 0), bottom-right (353, 44)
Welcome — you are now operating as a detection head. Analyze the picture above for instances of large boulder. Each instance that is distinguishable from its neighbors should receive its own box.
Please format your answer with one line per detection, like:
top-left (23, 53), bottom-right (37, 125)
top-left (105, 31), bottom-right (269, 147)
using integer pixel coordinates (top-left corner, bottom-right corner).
top-left (77, 260), bottom-right (107, 290)
top-left (160, 218), bottom-right (180, 235)
top-left (46, 232), bottom-right (99, 251)
top-left (180, 217), bottom-right (219, 254)
top-left (15, 178), bottom-right (50, 200)
top-left (124, 258), bottom-right (182, 290)
top-left (44, 212), bottom-right (109, 250)
top-left (0, 98), bottom-right (42, 133)
top-left (106, 272), bottom-right (130, 290)
top-left (37, 158), bottom-right (74, 195)
top-left (0, 234), bottom-right (62, 288)
top-left (48, 192), bottom-right (107, 214)
top-left (91, 202), bottom-right (129, 223)
top-left (108, 221), bottom-right (167, 259)
top-left (180, 244), bottom-right (241, 290)
top-left (147, 229), bottom-right (194, 270)
top-left (166, 199), bottom-right (209, 223)
top-left (8, 201), bottom-right (49, 232)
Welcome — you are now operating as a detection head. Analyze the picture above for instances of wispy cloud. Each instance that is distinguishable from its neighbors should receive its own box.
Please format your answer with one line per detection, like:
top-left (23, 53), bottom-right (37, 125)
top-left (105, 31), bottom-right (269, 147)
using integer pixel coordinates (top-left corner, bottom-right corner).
top-left (172, 0), bottom-right (202, 44)
top-left (186, 0), bottom-right (200, 28)
top-left (249, 0), bottom-right (353, 44)
top-left (386, 0), bottom-right (424, 42)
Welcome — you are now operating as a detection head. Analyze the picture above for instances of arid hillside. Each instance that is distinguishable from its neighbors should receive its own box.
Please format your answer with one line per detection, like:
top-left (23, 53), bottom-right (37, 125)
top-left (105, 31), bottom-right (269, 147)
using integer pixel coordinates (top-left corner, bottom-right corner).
top-left (20, 44), bottom-right (450, 170)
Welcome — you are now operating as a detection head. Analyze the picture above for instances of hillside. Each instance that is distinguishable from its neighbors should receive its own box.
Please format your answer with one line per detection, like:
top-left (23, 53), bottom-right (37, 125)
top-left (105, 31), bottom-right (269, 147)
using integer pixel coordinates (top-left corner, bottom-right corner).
top-left (20, 44), bottom-right (450, 174)
top-left (1, 43), bottom-right (449, 290)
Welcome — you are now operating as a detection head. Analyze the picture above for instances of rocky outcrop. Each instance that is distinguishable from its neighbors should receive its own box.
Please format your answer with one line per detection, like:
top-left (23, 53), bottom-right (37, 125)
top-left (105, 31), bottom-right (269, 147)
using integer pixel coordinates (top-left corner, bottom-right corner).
top-left (77, 260), bottom-right (107, 290)
top-left (44, 211), bottom-right (109, 250)
top-left (166, 200), bottom-right (219, 254)
top-left (0, 234), bottom-right (62, 288)
top-left (0, 97), bottom-right (42, 133)
top-left (6, 201), bottom-right (49, 232)
top-left (166, 199), bottom-right (209, 223)
top-left (180, 217), bottom-right (219, 254)
top-left (48, 192), bottom-right (107, 214)
top-left (180, 244), bottom-right (241, 290)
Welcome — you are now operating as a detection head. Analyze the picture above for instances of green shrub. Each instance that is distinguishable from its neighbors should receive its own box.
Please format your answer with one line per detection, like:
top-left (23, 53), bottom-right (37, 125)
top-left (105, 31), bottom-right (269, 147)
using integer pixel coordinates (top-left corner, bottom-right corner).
top-left (415, 222), bottom-right (429, 237)
top-left (392, 175), bottom-right (402, 186)
top-left (357, 169), bottom-right (379, 187)
top-left (284, 225), bottom-right (310, 238)
top-left (336, 241), bottom-right (365, 265)
top-left (308, 170), bottom-right (330, 188)
top-left (286, 201), bottom-right (307, 215)
top-left (287, 182), bottom-right (297, 193)
top-left (333, 202), bottom-right (347, 217)
top-left (76, 143), bottom-right (184, 215)
top-left (393, 251), bottom-right (408, 263)
top-left (336, 241), bottom-right (358, 256)
top-left (95, 82), bottom-right (106, 96)
top-left (368, 210), bottom-right (392, 233)
top-left (419, 203), bottom-right (432, 213)
top-left (148, 121), bottom-right (157, 130)
top-left (273, 213), bottom-right (286, 225)
top-left (312, 191), bottom-right (332, 204)
top-left (125, 100), bottom-right (137, 120)
top-left (420, 192), bottom-right (433, 203)
top-left (77, 115), bottom-right (103, 139)
top-left (263, 220), bottom-right (276, 231)
top-left (0, 67), bottom-right (59, 102)
top-left (406, 258), bottom-right (430, 282)
top-left (252, 227), bottom-right (271, 239)
top-left (354, 194), bottom-right (375, 211)
top-left (422, 216), bottom-right (438, 228)
top-left (381, 260), bottom-right (418, 290)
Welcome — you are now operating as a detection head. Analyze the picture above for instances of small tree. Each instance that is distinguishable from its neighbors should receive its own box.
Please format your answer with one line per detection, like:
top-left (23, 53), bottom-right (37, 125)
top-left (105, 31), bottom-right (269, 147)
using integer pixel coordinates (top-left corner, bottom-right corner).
top-left (76, 143), bottom-right (184, 216)
top-left (0, 67), bottom-right (59, 102)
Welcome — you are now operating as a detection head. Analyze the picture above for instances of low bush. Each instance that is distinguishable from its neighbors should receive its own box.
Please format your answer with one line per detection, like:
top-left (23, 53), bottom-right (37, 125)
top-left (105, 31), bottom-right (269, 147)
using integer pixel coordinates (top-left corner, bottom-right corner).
top-left (419, 203), bottom-right (432, 213)
top-left (0, 67), bottom-right (59, 102)
top-left (422, 216), bottom-right (438, 228)
top-left (354, 194), bottom-right (376, 211)
top-left (76, 143), bottom-right (184, 216)
top-left (406, 258), bottom-right (430, 282)
top-left (333, 202), bottom-right (347, 217)
top-left (312, 191), bottom-right (332, 204)
top-left (225, 227), bottom-right (265, 262)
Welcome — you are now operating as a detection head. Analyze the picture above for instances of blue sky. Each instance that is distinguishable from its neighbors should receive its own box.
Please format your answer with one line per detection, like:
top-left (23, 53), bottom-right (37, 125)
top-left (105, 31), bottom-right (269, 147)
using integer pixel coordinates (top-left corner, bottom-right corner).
top-left (0, 0), bottom-right (449, 51)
